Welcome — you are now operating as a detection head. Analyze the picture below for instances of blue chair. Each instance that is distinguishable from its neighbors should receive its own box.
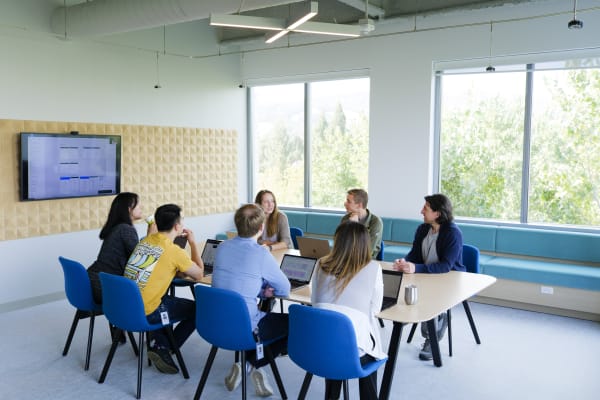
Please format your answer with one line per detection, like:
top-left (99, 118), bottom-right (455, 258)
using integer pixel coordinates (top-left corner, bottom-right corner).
top-left (193, 285), bottom-right (287, 400)
top-left (376, 240), bottom-right (384, 261)
top-left (98, 273), bottom-right (189, 399)
top-left (288, 304), bottom-right (387, 400)
top-left (58, 256), bottom-right (103, 371)
top-left (406, 244), bottom-right (482, 356)
top-left (290, 226), bottom-right (304, 250)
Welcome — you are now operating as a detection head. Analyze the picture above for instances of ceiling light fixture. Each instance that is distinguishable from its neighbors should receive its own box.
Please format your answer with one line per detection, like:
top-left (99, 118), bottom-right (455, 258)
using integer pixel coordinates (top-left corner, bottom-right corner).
top-left (210, 1), bottom-right (360, 44)
top-left (568, 0), bottom-right (583, 29)
top-left (154, 52), bottom-right (161, 89)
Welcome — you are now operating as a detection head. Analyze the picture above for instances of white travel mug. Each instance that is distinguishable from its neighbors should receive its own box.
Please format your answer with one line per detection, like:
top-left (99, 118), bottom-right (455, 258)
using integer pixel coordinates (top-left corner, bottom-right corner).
top-left (405, 284), bottom-right (418, 305)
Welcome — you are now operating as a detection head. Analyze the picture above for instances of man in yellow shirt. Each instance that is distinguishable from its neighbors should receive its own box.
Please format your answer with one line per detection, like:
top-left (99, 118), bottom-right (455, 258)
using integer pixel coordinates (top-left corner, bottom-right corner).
top-left (124, 203), bottom-right (204, 374)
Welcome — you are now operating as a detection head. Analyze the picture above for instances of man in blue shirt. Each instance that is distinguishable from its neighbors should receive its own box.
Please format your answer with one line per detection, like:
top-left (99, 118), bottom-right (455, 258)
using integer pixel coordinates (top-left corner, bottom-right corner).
top-left (212, 203), bottom-right (291, 397)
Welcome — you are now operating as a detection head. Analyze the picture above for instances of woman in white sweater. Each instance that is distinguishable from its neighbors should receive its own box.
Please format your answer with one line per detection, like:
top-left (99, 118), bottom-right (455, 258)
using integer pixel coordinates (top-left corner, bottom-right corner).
top-left (311, 221), bottom-right (385, 400)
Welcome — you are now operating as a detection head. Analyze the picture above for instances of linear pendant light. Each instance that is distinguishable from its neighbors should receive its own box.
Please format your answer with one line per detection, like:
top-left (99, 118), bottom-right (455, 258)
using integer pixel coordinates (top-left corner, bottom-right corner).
top-left (210, 1), bottom-right (360, 44)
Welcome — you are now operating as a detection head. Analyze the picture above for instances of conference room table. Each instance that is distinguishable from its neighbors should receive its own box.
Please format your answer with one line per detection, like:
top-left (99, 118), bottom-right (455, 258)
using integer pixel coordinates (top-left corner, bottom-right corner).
top-left (187, 246), bottom-right (496, 400)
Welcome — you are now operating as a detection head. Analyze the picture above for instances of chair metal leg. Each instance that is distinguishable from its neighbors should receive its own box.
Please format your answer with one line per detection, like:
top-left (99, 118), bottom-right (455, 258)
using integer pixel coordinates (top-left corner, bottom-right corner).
top-left (84, 314), bottom-right (96, 370)
top-left (342, 380), bottom-right (349, 400)
top-left (265, 346), bottom-right (287, 399)
top-left (165, 326), bottom-right (189, 379)
top-left (63, 310), bottom-right (84, 356)
top-left (447, 309), bottom-right (453, 357)
top-left (462, 300), bottom-right (481, 344)
top-left (241, 351), bottom-right (247, 400)
top-left (406, 322), bottom-right (418, 343)
top-left (298, 373), bottom-right (313, 400)
top-left (378, 318), bottom-right (385, 328)
top-left (136, 332), bottom-right (144, 399)
top-left (98, 328), bottom-right (122, 383)
top-left (127, 331), bottom-right (139, 356)
top-left (193, 346), bottom-right (218, 400)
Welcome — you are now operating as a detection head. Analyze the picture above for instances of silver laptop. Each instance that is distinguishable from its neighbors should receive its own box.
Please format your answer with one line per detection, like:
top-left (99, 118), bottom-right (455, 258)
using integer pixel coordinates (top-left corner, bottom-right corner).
top-left (296, 236), bottom-right (331, 259)
top-left (280, 254), bottom-right (318, 290)
top-left (381, 269), bottom-right (403, 310)
top-left (201, 239), bottom-right (222, 275)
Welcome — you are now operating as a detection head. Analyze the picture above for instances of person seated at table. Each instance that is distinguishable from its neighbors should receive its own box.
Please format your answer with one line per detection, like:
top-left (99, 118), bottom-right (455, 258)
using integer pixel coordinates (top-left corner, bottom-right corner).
top-left (312, 221), bottom-right (386, 400)
top-left (212, 203), bottom-right (291, 397)
top-left (87, 192), bottom-right (155, 304)
top-left (255, 189), bottom-right (293, 251)
top-left (340, 188), bottom-right (383, 259)
top-left (123, 203), bottom-right (204, 374)
top-left (392, 193), bottom-right (465, 361)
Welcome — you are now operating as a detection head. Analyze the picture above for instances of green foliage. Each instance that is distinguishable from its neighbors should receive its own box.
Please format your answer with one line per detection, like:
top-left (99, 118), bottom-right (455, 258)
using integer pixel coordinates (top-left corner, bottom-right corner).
top-left (441, 68), bottom-right (600, 227)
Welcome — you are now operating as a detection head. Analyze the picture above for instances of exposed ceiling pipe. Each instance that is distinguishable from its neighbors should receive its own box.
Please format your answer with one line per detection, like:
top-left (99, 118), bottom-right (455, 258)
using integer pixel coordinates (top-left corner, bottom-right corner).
top-left (50, 0), bottom-right (303, 38)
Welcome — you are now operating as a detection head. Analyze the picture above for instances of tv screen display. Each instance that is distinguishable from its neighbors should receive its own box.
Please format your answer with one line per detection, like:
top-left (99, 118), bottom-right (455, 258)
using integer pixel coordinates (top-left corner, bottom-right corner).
top-left (20, 132), bottom-right (121, 201)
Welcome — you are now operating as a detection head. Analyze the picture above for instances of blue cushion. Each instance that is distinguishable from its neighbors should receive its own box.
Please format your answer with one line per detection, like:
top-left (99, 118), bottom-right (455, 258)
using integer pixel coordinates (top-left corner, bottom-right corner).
top-left (381, 217), bottom-right (394, 242)
top-left (215, 233), bottom-right (228, 241)
top-left (306, 212), bottom-right (343, 236)
top-left (390, 219), bottom-right (421, 243)
top-left (285, 211), bottom-right (308, 232)
top-left (458, 223), bottom-right (496, 253)
top-left (495, 227), bottom-right (600, 263)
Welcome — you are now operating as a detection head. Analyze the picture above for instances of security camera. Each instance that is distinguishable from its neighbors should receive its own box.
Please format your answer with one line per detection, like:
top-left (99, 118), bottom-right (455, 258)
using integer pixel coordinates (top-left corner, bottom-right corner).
top-left (568, 19), bottom-right (583, 29)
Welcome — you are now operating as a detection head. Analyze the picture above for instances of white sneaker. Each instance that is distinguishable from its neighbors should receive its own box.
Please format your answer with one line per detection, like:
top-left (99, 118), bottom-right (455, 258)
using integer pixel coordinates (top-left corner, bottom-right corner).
top-left (224, 362), bottom-right (241, 392)
top-left (251, 368), bottom-right (274, 397)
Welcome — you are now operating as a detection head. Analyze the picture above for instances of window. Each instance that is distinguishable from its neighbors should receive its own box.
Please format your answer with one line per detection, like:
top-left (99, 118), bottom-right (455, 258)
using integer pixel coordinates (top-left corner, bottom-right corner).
top-left (250, 77), bottom-right (370, 209)
top-left (436, 60), bottom-right (600, 228)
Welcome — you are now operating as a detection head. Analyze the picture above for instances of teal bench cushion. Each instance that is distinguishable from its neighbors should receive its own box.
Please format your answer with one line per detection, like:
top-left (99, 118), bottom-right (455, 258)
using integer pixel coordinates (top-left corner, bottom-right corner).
top-left (458, 223), bottom-right (496, 253)
top-left (390, 219), bottom-right (421, 243)
top-left (285, 211), bottom-right (308, 232)
top-left (483, 257), bottom-right (600, 291)
top-left (495, 227), bottom-right (600, 263)
top-left (306, 212), bottom-right (343, 236)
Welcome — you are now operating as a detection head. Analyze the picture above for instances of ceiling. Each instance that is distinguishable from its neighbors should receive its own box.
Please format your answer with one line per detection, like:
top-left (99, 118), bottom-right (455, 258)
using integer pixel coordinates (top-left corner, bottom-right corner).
top-left (50, 0), bottom-right (552, 44)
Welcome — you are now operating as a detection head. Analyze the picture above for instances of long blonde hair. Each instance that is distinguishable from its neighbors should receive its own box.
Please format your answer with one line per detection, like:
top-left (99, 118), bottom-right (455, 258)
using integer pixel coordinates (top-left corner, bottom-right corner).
top-left (255, 189), bottom-right (280, 237)
top-left (318, 221), bottom-right (371, 298)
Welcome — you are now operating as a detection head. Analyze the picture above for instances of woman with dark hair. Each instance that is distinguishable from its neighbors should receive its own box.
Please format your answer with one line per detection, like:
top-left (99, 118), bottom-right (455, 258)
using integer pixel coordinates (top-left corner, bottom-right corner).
top-left (393, 193), bottom-right (465, 360)
top-left (87, 192), bottom-right (153, 303)
top-left (254, 190), bottom-right (293, 251)
top-left (311, 221), bottom-right (385, 400)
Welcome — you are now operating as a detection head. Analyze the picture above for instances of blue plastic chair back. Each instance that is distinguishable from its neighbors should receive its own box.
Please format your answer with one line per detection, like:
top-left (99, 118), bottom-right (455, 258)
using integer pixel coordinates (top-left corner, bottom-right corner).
top-left (463, 244), bottom-right (480, 274)
top-left (288, 304), bottom-right (386, 380)
top-left (99, 272), bottom-right (166, 333)
top-left (376, 240), bottom-right (385, 261)
top-left (290, 226), bottom-right (304, 250)
top-left (59, 256), bottom-right (101, 313)
top-left (194, 285), bottom-right (256, 351)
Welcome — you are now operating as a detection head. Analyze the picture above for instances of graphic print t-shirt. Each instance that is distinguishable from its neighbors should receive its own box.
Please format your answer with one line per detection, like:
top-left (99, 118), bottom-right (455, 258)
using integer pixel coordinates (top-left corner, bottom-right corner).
top-left (124, 233), bottom-right (193, 315)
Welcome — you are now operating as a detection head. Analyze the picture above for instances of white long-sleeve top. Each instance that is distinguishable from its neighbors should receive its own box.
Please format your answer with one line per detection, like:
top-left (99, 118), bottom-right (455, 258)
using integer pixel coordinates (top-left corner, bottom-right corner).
top-left (311, 259), bottom-right (386, 360)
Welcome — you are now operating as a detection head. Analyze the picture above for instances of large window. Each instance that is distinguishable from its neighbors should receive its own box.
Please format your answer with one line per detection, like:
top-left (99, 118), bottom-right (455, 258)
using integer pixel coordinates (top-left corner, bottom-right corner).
top-left (437, 60), bottom-right (600, 228)
top-left (250, 77), bottom-right (370, 209)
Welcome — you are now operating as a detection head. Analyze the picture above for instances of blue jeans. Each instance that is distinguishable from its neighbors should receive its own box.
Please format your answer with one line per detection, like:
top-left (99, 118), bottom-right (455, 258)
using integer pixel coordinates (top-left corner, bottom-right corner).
top-left (146, 295), bottom-right (196, 349)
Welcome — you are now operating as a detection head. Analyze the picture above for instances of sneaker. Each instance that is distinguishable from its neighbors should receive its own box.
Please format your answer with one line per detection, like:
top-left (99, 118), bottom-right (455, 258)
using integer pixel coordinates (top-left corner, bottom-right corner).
top-left (148, 346), bottom-right (179, 374)
top-left (224, 362), bottom-right (242, 392)
top-left (419, 339), bottom-right (433, 361)
top-left (251, 368), bottom-right (274, 397)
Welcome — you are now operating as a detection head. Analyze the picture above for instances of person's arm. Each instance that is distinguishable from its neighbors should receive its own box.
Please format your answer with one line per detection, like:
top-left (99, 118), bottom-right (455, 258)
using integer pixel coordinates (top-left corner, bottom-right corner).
top-left (180, 228), bottom-right (204, 280)
top-left (413, 225), bottom-right (463, 273)
top-left (261, 252), bottom-right (291, 297)
top-left (370, 264), bottom-right (384, 315)
top-left (368, 213), bottom-right (384, 259)
top-left (275, 212), bottom-right (293, 249)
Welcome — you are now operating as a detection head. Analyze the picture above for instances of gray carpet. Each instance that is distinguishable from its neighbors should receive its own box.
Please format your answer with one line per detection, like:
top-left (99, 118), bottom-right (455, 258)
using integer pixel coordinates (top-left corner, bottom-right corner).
top-left (1, 297), bottom-right (599, 400)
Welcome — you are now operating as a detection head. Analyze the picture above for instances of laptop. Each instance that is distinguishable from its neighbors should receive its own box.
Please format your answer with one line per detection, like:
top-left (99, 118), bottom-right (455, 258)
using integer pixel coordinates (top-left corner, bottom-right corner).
top-left (280, 254), bottom-right (318, 290)
top-left (296, 236), bottom-right (331, 259)
top-left (381, 269), bottom-right (404, 310)
top-left (201, 239), bottom-right (222, 275)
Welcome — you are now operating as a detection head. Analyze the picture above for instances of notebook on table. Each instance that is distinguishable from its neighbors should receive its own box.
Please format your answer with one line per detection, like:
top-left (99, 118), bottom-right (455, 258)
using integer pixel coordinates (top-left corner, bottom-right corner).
top-left (381, 269), bottom-right (404, 310)
top-left (280, 254), bottom-right (318, 290)
top-left (296, 236), bottom-right (331, 260)
top-left (201, 239), bottom-right (222, 275)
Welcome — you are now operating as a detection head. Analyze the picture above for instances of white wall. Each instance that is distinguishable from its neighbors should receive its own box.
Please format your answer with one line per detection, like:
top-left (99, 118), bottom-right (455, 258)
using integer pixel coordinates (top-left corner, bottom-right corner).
top-left (2, 0), bottom-right (600, 310)
top-left (0, 4), bottom-right (245, 310)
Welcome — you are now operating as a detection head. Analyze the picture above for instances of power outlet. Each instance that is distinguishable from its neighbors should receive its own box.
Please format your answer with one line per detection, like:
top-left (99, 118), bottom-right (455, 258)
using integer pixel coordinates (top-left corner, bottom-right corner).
top-left (541, 286), bottom-right (554, 295)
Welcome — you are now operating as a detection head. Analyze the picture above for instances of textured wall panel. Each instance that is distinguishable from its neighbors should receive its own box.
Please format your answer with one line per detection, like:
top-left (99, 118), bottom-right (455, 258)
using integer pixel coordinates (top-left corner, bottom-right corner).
top-left (0, 119), bottom-right (238, 241)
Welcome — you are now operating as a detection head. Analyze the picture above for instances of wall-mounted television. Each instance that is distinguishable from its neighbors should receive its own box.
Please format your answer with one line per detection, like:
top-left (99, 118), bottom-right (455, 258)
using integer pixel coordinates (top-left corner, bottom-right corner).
top-left (20, 132), bottom-right (121, 201)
